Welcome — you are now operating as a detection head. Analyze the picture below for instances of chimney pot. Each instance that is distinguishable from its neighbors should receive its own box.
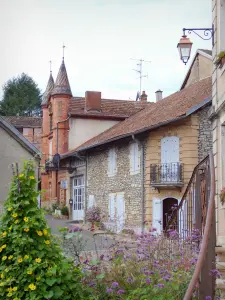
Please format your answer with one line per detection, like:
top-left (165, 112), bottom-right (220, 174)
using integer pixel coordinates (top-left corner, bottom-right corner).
top-left (140, 90), bottom-right (148, 102)
top-left (155, 89), bottom-right (163, 102)
top-left (85, 91), bottom-right (101, 111)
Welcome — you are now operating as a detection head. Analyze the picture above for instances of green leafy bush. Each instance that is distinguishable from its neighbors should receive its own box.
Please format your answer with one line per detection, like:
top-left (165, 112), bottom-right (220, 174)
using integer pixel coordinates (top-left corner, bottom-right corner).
top-left (0, 161), bottom-right (90, 300)
top-left (61, 206), bottom-right (69, 216)
top-left (52, 203), bottom-right (59, 212)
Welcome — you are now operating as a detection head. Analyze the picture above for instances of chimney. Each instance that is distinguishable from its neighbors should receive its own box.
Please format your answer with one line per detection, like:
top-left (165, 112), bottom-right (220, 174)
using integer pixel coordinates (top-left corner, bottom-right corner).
top-left (85, 91), bottom-right (101, 111)
top-left (140, 91), bottom-right (148, 102)
top-left (155, 89), bottom-right (163, 102)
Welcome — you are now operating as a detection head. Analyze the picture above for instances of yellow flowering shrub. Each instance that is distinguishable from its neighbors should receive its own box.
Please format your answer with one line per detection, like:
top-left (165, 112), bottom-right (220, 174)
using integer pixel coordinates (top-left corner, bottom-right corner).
top-left (0, 161), bottom-right (91, 300)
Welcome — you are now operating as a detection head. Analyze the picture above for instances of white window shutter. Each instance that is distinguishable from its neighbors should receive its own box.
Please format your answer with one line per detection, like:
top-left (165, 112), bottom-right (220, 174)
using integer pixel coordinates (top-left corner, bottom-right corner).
top-left (113, 148), bottom-right (117, 173)
top-left (109, 194), bottom-right (115, 221)
top-left (88, 195), bottom-right (95, 208)
top-left (152, 198), bottom-right (162, 234)
top-left (116, 194), bottom-right (125, 232)
top-left (134, 143), bottom-right (139, 171)
top-left (130, 143), bottom-right (135, 172)
top-left (108, 149), bottom-right (112, 174)
top-left (137, 145), bottom-right (141, 170)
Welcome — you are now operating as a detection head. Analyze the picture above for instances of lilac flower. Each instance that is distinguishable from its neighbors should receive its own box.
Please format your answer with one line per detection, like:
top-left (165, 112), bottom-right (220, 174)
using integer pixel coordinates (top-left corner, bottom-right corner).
top-left (146, 278), bottom-right (151, 284)
top-left (100, 254), bottom-right (104, 261)
top-left (157, 284), bottom-right (165, 288)
top-left (106, 288), bottom-right (113, 293)
top-left (89, 281), bottom-right (96, 287)
top-left (112, 282), bottom-right (119, 288)
top-left (117, 290), bottom-right (125, 295)
top-left (205, 297), bottom-right (212, 300)
top-left (210, 269), bottom-right (221, 278)
top-left (83, 259), bottom-right (89, 265)
top-left (69, 226), bottom-right (82, 232)
top-left (163, 275), bottom-right (171, 281)
top-left (127, 278), bottom-right (133, 284)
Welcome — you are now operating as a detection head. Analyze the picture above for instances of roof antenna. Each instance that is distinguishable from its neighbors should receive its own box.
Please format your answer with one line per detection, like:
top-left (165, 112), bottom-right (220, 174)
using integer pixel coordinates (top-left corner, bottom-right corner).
top-left (131, 58), bottom-right (151, 99)
top-left (62, 43), bottom-right (66, 60)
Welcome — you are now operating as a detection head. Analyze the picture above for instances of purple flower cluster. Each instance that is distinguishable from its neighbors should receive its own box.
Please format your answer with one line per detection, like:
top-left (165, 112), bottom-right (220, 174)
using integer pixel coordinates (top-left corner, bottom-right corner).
top-left (86, 206), bottom-right (101, 222)
top-left (68, 226), bottom-right (82, 233)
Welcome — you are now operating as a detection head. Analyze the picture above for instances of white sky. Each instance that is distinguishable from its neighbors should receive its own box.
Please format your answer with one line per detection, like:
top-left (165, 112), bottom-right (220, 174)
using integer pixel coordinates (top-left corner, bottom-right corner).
top-left (0, 0), bottom-right (212, 102)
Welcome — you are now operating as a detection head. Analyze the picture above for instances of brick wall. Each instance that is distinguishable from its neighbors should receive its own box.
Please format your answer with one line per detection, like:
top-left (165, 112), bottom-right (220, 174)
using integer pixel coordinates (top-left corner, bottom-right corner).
top-left (23, 127), bottom-right (42, 150)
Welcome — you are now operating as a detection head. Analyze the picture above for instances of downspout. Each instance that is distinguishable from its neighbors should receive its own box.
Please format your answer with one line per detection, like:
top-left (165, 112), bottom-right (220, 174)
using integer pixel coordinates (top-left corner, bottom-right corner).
top-left (56, 114), bottom-right (71, 202)
top-left (84, 153), bottom-right (88, 225)
top-left (132, 134), bottom-right (145, 233)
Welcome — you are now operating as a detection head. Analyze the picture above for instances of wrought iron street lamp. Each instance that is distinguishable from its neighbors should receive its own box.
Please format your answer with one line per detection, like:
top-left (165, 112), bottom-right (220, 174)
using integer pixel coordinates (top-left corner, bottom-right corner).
top-left (177, 26), bottom-right (214, 65)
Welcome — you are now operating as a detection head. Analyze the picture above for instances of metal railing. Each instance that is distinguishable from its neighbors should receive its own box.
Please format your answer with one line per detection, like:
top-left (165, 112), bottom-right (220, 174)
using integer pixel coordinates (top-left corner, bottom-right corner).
top-left (166, 153), bottom-right (216, 299)
top-left (150, 162), bottom-right (184, 185)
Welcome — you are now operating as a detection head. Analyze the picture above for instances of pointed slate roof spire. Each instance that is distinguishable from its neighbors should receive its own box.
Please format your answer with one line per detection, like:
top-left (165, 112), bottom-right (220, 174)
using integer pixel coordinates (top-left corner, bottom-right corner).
top-left (41, 72), bottom-right (54, 105)
top-left (51, 59), bottom-right (72, 96)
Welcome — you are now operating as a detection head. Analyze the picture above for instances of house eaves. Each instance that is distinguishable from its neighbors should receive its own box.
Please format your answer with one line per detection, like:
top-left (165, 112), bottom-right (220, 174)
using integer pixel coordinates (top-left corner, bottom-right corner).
top-left (0, 116), bottom-right (42, 158)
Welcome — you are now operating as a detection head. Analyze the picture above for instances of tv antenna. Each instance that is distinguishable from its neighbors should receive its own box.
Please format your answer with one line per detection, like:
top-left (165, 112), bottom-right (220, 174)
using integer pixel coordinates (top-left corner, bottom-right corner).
top-left (131, 58), bottom-right (151, 100)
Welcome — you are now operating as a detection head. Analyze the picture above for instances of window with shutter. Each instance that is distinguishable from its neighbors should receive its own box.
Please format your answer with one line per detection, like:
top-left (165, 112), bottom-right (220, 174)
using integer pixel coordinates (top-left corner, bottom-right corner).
top-left (152, 198), bottom-right (162, 233)
top-left (88, 195), bottom-right (95, 208)
top-left (108, 148), bottom-right (117, 176)
top-left (130, 142), bottom-right (140, 174)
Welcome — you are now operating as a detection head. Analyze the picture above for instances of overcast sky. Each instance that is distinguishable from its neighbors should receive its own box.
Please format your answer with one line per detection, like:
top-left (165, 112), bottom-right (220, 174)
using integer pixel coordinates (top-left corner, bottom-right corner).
top-left (0, 0), bottom-right (212, 102)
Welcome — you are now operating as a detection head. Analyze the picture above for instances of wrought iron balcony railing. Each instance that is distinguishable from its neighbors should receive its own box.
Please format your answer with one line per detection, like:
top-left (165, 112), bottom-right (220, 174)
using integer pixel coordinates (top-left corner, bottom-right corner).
top-left (150, 162), bottom-right (184, 187)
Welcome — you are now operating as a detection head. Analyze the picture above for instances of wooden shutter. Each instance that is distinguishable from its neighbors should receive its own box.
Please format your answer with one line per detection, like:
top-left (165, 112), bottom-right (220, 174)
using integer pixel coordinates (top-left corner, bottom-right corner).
top-left (108, 149), bottom-right (112, 174)
top-left (152, 198), bottom-right (162, 233)
top-left (134, 142), bottom-right (140, 171)
top-left (113, 148), bottom-right (117, 174)
top-left (116, 194), bottom-right (125, 232)
top-left (130, 143), bottom-right (135, 172)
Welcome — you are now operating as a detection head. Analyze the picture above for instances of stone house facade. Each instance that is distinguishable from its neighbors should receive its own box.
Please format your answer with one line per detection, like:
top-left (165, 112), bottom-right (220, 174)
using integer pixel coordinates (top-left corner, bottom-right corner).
top-left (63, 77), bottom-right (212, 232)
top-left (40, 58), bottom-right (152, 208)
top-left (86, 141), bottom-right (143, 232)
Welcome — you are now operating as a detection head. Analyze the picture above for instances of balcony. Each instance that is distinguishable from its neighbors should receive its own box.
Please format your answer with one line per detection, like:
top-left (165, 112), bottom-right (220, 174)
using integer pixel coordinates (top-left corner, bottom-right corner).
top-left (150, 163), bottom-right (184, 190)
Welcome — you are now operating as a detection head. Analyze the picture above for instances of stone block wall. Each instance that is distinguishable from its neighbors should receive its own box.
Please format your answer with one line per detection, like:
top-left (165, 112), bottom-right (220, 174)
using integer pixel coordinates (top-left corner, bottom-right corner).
top-left (87, 140), bottom-right (143, 231)
top-left (197, 105), bottom-right (213, 161)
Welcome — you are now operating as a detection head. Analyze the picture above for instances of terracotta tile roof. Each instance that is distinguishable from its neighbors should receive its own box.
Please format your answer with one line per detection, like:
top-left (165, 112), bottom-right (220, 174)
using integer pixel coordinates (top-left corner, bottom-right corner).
top-left (69, 98), bottom-right (152, 119)
top-left (2, 116), bottom-right (42, 128)
top-left (64, 76), bottom-right (211, 155)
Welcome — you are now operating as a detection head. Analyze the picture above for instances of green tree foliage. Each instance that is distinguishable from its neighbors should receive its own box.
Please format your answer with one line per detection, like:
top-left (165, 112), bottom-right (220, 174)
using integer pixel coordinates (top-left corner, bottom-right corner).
top-left (0, 73), bottom-right (42, 116)
top-left (0, 161), bottom-right (90, 299)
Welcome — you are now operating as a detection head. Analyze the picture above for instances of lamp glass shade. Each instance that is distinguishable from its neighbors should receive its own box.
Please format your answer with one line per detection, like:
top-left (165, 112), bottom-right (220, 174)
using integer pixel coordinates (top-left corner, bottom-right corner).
top-left (177, 35), bottom-right (193, 65)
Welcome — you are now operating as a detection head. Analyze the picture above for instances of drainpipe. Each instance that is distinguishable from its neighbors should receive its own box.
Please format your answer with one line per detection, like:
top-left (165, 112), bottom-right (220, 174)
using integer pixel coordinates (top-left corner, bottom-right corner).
top-left (132, 134), bottom-right (145, 233)
top-left (55, 114), bottom-right (71, 202)
top-left (84, 153), bottom-right (88, 225)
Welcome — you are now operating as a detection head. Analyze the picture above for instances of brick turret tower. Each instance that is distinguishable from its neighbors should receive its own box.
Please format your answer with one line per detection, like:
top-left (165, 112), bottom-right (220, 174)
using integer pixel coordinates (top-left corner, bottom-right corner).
top-left (41, 58), bottom-right (72, 206)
